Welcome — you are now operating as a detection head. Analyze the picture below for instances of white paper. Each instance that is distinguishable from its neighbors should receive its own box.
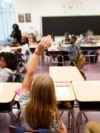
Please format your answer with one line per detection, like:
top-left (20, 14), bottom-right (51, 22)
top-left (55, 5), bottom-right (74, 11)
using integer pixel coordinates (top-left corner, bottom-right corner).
top-left (55, 86), bottom-right (70, 97)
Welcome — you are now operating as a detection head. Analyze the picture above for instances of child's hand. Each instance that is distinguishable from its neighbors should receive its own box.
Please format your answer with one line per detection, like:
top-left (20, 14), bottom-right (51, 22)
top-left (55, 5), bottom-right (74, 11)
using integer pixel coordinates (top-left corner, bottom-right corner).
top-left (36, 35), bottom-right (52, 54)
top-left (57, 43), bottom-right (62, 50)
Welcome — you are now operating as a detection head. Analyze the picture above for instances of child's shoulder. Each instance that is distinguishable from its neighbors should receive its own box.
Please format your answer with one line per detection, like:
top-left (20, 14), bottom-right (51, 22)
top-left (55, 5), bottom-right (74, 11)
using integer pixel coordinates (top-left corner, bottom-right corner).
top-left (0, 68), bottom-right (14, 82)
top-left (0, 68), bottom-right (13, 74)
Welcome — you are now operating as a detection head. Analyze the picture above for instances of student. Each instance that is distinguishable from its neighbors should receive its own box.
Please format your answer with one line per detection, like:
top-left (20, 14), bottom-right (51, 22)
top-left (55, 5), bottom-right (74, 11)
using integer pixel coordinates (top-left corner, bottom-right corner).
top-left (28, 34), bottom-right (37, 46)
top-left (85, 121), bottom-right (100, 133)
top-left (78, 32), bottom-right (98, 63)
top-left (78, 32), bottom-right (90, 44)
top-left (61, 32), bottom-right (71, 44)
top-left (18, 35), bottom-right (67, 133)
top-left (51, 34), bottom-right (59, 46)
top-left (58, 35), bottom-right (78, 66)
top-left (14, 36), bottom-right (31, 82)
top-left (10, 23), bottom-right (22, 43)
top-left (20, 36), bottom-right (31, 66)
top-left (20, 36), bottom-right (29, 45)
top-left (10, 38), bottom-right (20, 47)
top-left (0, 52), bottom-right (19, 82)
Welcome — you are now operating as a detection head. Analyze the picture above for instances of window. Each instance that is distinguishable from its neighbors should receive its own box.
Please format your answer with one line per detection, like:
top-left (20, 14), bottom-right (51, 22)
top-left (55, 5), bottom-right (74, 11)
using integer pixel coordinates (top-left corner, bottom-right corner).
top-left (0, 0), bottom-right (15, 44)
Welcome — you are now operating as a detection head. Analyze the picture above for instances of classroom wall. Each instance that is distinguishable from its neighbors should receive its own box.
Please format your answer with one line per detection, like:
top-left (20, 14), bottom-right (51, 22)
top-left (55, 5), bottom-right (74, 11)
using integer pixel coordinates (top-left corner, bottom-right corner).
top-left (14, 0), bottom-right (100, 37)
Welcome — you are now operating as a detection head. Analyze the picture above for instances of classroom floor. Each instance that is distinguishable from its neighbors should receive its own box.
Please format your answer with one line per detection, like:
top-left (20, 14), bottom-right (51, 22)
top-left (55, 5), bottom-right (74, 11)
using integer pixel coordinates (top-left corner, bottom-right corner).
top-left (0, 53), bottom-right (100, 133)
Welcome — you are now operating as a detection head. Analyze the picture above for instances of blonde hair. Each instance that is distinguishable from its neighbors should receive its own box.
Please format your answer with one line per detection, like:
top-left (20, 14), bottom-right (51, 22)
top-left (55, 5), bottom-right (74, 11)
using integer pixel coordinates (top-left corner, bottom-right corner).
top-left (25, 73), bottom-right (60, 129)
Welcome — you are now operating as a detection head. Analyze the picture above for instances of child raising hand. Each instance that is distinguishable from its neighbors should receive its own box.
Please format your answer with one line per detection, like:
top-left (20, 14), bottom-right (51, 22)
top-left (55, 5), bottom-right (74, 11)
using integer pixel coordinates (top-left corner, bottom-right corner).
top-left (19, 35), bottom-right (67, 133)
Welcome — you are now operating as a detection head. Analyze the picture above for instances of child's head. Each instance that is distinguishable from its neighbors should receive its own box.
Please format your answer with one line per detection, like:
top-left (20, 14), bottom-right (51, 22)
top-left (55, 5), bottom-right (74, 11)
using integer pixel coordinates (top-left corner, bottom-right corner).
top-left (0, 52), bottom-right (19, 70)
top-left (12, 23), bottom-right (19, 30)
top-left (28, 34), bottom-right (37, 44)
top-left (21, 36), bottom-right (28, 45)
top-left (12, 38), bottom-right (18, 44)
top-left (83, 32), bottom-right (88, 37)
top-left (64, 32), bottom-right (69, 39)
top-left (25, 73), bottom-right (60, 129)
top-left (30, 73), bottom-right (56, 106)
top-left (69, 36), bottom-right (77, 44)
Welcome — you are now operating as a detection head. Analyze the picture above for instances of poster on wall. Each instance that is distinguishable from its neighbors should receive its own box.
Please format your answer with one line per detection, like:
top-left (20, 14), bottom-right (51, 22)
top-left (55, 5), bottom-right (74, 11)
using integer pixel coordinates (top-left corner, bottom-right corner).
top-left (25, 13), bottom-right (31, 22)
top-left (18, 14), bottom-right (24, 23)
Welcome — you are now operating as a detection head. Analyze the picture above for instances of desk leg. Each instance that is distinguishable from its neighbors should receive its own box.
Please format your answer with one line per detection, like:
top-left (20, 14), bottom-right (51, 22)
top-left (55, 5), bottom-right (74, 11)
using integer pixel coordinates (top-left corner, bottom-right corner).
top-left (77, 111), bottom-right (88, 133)
top-left (68, 109), bottom-right (77, 133)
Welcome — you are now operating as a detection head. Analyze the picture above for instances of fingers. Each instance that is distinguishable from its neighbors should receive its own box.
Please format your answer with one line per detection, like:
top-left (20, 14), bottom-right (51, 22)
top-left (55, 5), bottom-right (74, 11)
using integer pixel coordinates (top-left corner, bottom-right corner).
top-left (40, 35), bottom-right (52, 48)
top-left (36, 35), bottom-right (52, 53)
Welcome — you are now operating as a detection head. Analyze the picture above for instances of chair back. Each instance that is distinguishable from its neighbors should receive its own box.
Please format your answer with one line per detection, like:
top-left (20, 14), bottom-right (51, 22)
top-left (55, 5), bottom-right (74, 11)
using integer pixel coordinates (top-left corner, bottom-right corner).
top-left (75, 51), bottom-right (87, 70)
top-left (9, 125), bottom-right (49, 133)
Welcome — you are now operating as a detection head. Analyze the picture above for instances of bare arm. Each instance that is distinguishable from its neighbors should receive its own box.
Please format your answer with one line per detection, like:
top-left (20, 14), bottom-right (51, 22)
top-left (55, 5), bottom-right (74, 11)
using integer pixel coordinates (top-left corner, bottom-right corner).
top-left (58, 120), bottom-right (67, 133)
top-left (22, 35), bottom-right (51, 92)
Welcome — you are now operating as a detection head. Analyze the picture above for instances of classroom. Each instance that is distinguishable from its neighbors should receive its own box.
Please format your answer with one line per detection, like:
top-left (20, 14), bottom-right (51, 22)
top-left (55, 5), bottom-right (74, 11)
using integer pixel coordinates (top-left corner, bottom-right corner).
top-left (0, 0), bottom-right (100, 133)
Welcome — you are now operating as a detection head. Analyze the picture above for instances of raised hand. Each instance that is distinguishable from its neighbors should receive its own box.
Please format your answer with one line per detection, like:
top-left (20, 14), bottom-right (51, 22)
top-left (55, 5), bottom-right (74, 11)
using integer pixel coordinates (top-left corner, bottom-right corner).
top-left (36, 35), bottom-right (52, 54)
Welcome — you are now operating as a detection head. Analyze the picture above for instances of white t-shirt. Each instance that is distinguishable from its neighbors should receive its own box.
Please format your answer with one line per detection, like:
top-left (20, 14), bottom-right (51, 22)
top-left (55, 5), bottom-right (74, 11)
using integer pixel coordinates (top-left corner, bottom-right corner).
top-left (0, 68), bottom-right (15, 82)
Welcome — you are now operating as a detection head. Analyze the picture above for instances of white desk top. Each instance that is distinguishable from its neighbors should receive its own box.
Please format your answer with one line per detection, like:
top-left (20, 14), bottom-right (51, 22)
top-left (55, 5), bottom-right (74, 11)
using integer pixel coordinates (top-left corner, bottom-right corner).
top-left (72, 81), bottom-right (100, 102)
top-left (80, 43), bottom-right (100, 47)
top-left (10, 45), bottom-right (37, 51)
top-left (49, 66), bottom-right (84, 82)
top-left (48, 45), bottom-right (70, 51)
top-left (0, 82), bottom-right (22, 103)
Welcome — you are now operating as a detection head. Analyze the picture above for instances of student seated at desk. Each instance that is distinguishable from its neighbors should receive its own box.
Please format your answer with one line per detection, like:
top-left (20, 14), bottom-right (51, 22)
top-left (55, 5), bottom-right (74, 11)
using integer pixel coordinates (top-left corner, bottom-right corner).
top-left (51, 34), bottom-right (59, 46)
top-left (14, 37), bottom-right (31, 82)
top-left (0, 52), bottom-right (19, 82)
top-left (10, 38), bottom-right (20, 47)
top-left (20, 36), bottom-right (29, 45)
top-left (28, 34), bottom-right (37, 46)
top-left (18, 35), bottom-right (67, 133)
top-left (85, 121), bottom-right (100, 133)
top-left (58, 35), bottom-right (79, 66)
top-left (61, 32), bottom-right (71, 44)
top-left (78, 31), bottom-right (98, 63)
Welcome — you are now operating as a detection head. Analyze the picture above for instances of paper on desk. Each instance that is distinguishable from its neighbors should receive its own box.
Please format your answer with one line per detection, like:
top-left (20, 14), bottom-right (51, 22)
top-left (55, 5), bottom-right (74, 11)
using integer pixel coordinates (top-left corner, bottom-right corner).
top-left (55, 86), bottom-right (70, 97)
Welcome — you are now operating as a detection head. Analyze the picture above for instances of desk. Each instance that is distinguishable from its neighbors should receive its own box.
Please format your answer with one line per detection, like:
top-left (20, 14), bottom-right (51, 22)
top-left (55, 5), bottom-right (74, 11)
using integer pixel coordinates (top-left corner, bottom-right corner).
top-left (49, 66), bottom-right (84, 82)
top-left (55, 82), bottom-right (76, 132)
top-left (15, 83), bottom-right (75, 111)
top-left (0, 82), bottom-right (22, 103)
top-left (80, 44), bottom-right (100, 50)
top-left (72, 81), bottom-right (100, 133)
top-left (0, 82), bottom-right (22, 125)
top-left (72, 81), bottom-right (100, 110)
top-left (47, 45), bottom-right (70, 55)
top-left (15, 82), bottom-right (75, 103)
top-left (10, 45), bottom-right (36, 52)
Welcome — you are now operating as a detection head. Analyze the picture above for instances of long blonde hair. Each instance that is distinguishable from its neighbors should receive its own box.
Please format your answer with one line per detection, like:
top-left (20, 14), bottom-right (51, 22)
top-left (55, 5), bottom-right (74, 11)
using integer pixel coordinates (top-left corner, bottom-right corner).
top-left (25, 73), bottom-right (60, 129)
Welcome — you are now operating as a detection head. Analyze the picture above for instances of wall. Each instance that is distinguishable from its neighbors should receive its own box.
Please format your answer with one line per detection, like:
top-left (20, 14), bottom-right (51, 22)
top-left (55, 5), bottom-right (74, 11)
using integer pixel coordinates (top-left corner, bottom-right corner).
top-left (14, 0), bottom-right (100, 37)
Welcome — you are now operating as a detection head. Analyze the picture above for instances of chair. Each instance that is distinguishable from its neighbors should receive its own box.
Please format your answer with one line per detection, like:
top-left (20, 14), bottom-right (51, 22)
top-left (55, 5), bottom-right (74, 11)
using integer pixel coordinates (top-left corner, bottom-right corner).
top-left (72, 51), bottom-right (87, 70)
top-left (9, 125), bottom-right (49, 133)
